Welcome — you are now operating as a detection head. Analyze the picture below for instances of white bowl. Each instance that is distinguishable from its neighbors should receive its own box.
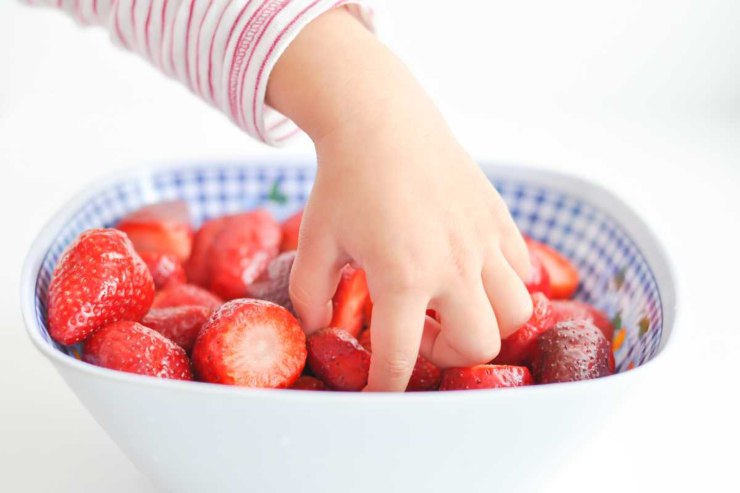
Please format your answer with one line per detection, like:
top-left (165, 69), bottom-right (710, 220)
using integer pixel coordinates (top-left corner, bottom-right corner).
top-left (21, 161), bottom-right (677, 492)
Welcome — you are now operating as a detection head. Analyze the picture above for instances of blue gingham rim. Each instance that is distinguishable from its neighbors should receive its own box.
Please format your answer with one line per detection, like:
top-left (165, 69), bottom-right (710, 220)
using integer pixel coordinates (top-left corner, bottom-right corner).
top-left (33, 163), bottom-right (662, 373)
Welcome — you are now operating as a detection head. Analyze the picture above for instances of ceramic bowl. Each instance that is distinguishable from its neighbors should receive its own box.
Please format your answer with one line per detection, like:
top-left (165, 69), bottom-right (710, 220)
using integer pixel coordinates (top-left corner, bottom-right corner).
top-left (21, 161), bottom-right (677, 493)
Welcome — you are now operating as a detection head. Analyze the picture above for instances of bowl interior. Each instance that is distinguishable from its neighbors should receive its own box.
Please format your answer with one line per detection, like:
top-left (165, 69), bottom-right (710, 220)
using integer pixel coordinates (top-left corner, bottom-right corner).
top-left (29, 163), bottom-right (665, 373)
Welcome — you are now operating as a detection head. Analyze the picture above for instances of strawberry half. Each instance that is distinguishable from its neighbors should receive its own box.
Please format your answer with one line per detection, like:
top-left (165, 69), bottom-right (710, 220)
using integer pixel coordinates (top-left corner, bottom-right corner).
top-left (83, 321), bottom-right (192, 380)
top-left (152, 283), bottom-right (223, 311)
top-left (306, 328), bottom-right (371, 391)
top-left (191, 299), bottom-right (306, 388)
top-left (532, 320), bottom-right (613, 384)
top-left (550, 300), bottom-right (614, 343)
top-left (493, 292), bottom-right (554, 366)
top-left (359, 329), bottom-right (441, 392)
top-left (47, 228), bottom-right (155, 345)
top-left (330, 266), bottom-right (370, 338)
top-left (185, 216), bottom-right (229, 287)
top-left (208, 210), bottom-right (281, 300)
top-left (247, 251), bottom-right (296, 316)
top-left (116, 200), bottom-right (193, 261)
top-left (524, 241), bottom-right (552, 296)
top-left (280, 209), bottom-right (303, 252)
top-left (139, 251), bottom-right (186, 290)
top-left (291, 375), bottom-right (327, 391)
top-left (141, 305), bottom-right (212, 352)
top-left (525, 238), bottom-right (579, 299)
top-left (439, 365), bottom-right (533, 391)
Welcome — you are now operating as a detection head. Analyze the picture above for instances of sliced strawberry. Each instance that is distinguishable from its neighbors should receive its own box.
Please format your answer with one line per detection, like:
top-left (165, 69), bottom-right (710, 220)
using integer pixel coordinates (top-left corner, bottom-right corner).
top-left (330, 266), bottom-right (369, 338)
top-left (356, 329), bottom-right (441, 391)
top-left (116, 200), bottom-right (193, 261)
top-left (47, 228), bottom-right (155, 345)
top-left (550, 300), bottom-right (614, 343)
top-left (524, 242), bottom-right (552, 296)
top-left (357, 329), bottom-right (372, 351)
top-left (139, 251), bottom-right (186, 290)
top-left (291, 375), bottom-right (327, 391)
top-left (208, 210), bottom-right (281, 300)
top-left (439, 365), bottom-right (533, 391)
top-left (363, 297), bottom-right (373, 327)
top-left (247, 251), bottom-right (296, 316)
top-left (532, 320), bottom-right (613, 384)
top-left (191, 299), bottom-right (306, 388)
top-left (306, 328), bottom-right (371, 391)
top-left (525, 238), bottom-right (579, 299)
top-left (185, 216), bottom-right (229, 287)
top-left (493, 292), bottom-right (554, 366)
top-left (280, 210), bottom-right (303, 252)
top-left (152, 283), bottom-right (223, 311)
top-left (141, 305), bottom-right (212, 352)
top-left (83, 321), bottom-right (192, 380)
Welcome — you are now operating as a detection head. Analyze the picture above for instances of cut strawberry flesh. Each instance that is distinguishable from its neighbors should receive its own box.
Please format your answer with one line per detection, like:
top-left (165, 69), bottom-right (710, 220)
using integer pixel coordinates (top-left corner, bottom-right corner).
top-left (525, 238), bottom-right (579, 299)
top-left (330, 266), bottom-right (370, 338)
top-left (117, 200), bottom-right (193, 261)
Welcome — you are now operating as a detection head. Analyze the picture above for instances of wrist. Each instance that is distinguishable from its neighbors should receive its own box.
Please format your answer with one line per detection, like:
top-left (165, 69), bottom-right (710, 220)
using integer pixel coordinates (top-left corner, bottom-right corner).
top-left (266, 7), bottom-right (439, 146)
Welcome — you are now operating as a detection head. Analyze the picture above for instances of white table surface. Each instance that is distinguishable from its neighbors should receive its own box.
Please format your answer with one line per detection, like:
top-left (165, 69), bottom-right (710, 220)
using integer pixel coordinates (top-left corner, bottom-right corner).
top-left (1, 1), bottom-right (738, 491)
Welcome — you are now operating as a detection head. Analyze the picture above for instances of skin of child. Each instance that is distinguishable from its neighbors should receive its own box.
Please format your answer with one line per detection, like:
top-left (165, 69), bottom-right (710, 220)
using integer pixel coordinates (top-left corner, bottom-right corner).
top-left (267, 8), bottom-right (534, 391)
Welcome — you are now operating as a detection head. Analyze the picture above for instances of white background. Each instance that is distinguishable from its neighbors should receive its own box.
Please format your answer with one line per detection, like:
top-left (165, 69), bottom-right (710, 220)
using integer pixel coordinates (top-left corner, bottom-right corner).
top-left (1, 0), bottom-right (739, 491)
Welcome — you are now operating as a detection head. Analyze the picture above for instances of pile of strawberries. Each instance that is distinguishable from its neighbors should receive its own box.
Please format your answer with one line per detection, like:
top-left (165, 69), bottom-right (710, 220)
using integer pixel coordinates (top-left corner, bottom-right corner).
top-left (46, 200), bottom-right (614, 392)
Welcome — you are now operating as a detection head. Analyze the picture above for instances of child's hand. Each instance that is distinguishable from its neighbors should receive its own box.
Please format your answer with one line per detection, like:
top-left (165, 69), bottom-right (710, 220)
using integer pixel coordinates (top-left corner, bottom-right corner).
top-left (268, 8), bottom-right (533, 391)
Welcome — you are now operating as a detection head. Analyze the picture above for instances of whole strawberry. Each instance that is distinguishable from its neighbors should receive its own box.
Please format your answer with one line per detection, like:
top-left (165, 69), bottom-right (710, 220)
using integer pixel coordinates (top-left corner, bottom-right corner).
top-left (141, 305), bottom-right (212, 353)
top-left (83, 320), bottom-right (192, 380)
top-left (247, 251), bottom-right (296, 316)
top-left (306, 328), bottom-right (371, 391)
top-left (532, 320), bottom-right (614, 384)
top-left (439, 365), bottom-right (534, 391)
top-left (138, 251), bottom-right (187, 290)
top-left (47, 228), bottom-right (155, 345)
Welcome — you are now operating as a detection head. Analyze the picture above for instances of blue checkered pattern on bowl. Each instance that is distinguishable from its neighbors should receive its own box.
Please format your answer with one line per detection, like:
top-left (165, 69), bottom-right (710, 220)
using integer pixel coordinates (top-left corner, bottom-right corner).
top-left (33, 163), bottom-right (662, 373)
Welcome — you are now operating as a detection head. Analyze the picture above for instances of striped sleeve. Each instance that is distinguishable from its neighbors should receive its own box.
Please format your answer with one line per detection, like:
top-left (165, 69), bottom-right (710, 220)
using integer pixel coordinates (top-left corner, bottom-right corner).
top-left (23, 0), bottom-right (374, 146)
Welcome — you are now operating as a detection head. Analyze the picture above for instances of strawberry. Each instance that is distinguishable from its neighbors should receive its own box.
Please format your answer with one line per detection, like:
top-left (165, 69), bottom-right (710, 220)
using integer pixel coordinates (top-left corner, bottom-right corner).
top-left (152, 283), bottom-right (223, 311)
top-left (525, 238), bottom-right (579, 299)
top-left (208, 211), bottom-right (281, 300)
top-left (358, 329), bottom-right (441, 391)
top-left (363, 297), bottom-right (373, 326)
top-left (439, 365), bottom-right (533, 391)
top-left (192, 299), bottom-right (306, 388)
top-left (524, 241), bottom-right (552, 296)
top-left (116, 200), bottom-right (193, 261)
top-left (139, 251), bottom-right (186, 290)
top-left (83, 321), bottom-right (192, 380)
top-left (493, 292), bottom-right (554, 366)
top-left (280, 209), bottom-right (303, 252)
top-left (531, 320), bottom-right (614, 384)
top-left (247, 251), bottom-right (296, 316)
top-left (330, 266), bottom-right (370, 338)
top-left (47, 228), bottom-right (155, 345)
top-left (291, 375), bottom-right (327, 391)
top-left (185, 216), bottom-right (229, 287)
top-left (306, 328), bottom-right (371, 391)
top-left (141, 305), bottom-right (212, 352)
top-left (550, 300), bottom-right (615, 343)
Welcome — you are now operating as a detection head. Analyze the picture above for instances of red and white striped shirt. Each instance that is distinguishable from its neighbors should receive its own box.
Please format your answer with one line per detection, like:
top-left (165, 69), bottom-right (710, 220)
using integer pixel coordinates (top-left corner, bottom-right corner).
top-left (24, 0), bottom-right (373, 145)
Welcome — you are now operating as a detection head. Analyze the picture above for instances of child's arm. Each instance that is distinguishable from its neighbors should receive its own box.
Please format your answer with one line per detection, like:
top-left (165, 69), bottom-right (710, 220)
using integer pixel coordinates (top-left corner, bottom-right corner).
top-left (267, 9), bottom-right (533, 390)
top-left (27, 1), bottom-right (533, 391)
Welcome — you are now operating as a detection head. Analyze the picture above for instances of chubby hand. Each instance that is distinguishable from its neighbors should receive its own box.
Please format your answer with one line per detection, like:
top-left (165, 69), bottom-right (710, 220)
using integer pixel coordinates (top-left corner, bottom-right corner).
top-left (267, 8), bottom-right (533, 391)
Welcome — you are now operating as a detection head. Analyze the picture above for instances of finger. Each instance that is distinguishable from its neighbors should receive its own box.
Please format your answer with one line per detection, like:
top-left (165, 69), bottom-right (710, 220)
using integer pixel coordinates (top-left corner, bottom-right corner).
top-left (426, 286), bottom-right (500, 368)
top-left (499, 227), bottom-right (532, 282)
top-left (289, 232), bottom-right (344, 335)
top-left (482, 252), bottom-right (534, 339)
top-left (365, 293), bottom-right (428, 392)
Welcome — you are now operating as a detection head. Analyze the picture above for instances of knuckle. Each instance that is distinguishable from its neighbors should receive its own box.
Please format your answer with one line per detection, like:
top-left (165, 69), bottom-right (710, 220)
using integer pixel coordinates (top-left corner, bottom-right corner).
top-left (376, 353), bottom-right (416, 380)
